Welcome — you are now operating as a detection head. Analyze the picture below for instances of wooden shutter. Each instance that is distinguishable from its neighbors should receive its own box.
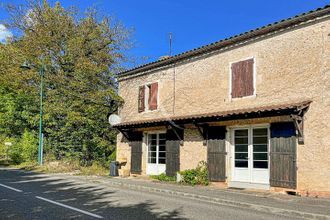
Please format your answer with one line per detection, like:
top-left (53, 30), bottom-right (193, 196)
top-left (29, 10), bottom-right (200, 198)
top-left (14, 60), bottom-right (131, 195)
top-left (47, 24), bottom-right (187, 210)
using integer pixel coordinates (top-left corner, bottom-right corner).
top-left (207, 126), bottom-right (226, 182)
top-left (270, 122), bottom-right (297, 189)
top-left (129, 131), bottom-right (143, 174)
top-left (149, 82), bottom-right (158, 110)
top-left (231, 59), bottom-right (254, 98)
top-left (165, 129), bottom-right (183, 177)
top-left (138, 86), bottom-right (145, 113)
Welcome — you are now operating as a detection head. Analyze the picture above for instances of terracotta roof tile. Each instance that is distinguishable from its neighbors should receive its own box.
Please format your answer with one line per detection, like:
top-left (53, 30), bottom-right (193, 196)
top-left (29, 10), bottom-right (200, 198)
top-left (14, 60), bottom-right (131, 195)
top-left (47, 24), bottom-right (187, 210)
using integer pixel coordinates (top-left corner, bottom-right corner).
top-left (113, 100), bottom-right (311, 128)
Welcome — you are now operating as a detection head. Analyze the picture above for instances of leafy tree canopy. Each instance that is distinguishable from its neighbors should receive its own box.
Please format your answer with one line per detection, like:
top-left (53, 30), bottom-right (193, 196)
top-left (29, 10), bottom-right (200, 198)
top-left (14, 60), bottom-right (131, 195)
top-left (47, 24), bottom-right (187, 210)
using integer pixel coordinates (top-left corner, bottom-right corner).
top-left (0, 0), bottom-right (130, 165)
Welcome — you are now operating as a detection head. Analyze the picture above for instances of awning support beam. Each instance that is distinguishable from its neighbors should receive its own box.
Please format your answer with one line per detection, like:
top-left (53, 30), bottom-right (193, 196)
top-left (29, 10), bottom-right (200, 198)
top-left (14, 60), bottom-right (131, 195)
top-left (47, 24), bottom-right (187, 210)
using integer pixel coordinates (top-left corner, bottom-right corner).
top-left (116, 128), bottom-right (130, 141)
top-left (290, 104), bottom-right (309, 144)
top-left (193, 122), bottom-right (208, 146)
top-left (168, 122), bottom-right (184, 146)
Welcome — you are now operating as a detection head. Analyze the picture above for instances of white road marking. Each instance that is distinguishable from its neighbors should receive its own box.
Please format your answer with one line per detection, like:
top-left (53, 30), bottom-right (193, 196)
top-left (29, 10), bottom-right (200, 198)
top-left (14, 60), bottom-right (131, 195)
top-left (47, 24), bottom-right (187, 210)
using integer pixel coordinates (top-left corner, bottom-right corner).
top-left (0, 183), bottom-right (23, 192)
top-left (36, 196), bottom-right (103, 219)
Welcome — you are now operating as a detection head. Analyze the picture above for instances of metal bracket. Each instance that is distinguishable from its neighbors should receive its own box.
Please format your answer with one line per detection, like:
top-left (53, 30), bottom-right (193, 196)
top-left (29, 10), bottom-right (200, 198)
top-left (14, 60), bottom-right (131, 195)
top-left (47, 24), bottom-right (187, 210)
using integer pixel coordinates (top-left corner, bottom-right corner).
top-left (193, 122), bottom-right (208, 146)
top-left (291, 114), bottom-right (304, 144)
top-left (117, 128), bottom-right (130, 141)
top-left (290, 104), bottom-right (309, 144)
top-left (168, 122), bottom-right (184, 146)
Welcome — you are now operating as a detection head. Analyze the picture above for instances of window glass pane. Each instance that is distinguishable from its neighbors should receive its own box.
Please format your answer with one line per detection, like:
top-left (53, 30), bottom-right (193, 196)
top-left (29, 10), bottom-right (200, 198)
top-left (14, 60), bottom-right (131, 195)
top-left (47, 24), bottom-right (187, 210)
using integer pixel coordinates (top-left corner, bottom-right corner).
top-left (151, 134), bottom-right (157, 140)
top-left (159, 139), bottom-right (166, 146)
top-left (235, 137), bottom-right (248, 144)
top-left (159, 133), bottom-right (166, 140)
top-left (159, 145), bottom-right (166, 151)
top-left (148, 157), bottom-right (156, 164)
top-left (235, 160), bottom-right (248, 168)
top-left (235, 145), bottom-right (248, 152)
top-left (235, 153), bottom-right (248, 160)
top-left (149, 145), bottom-right (156, 152)
top-left (253, 144), bottom-right (267, 152)
top-left (253, 128), bottom-right (268, 136)
top-left (235, 130), bottom-right (248, 137)
top-left (253, 153), bottom-right (268, 160)
top-left (253, 136), bottom-right (268, 144)
top-left (253, 161), bottom-right (268, 169)
top-left (148, 151), bottom-right (157, 158)
top-left (159, 152), bottom-right (166, 158)
top-left (159, 158), bottom-right (166, 164)
top-left (150, 139), bottom-right (157, 146)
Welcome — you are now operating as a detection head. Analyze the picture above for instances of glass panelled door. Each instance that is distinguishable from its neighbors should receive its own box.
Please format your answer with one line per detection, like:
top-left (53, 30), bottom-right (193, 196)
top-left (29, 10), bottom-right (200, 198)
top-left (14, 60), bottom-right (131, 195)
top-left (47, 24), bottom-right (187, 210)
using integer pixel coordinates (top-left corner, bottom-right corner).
top-left (146, 133), bottom-right (166, 175)
top-left (232, 126), bottom-right (269, 184)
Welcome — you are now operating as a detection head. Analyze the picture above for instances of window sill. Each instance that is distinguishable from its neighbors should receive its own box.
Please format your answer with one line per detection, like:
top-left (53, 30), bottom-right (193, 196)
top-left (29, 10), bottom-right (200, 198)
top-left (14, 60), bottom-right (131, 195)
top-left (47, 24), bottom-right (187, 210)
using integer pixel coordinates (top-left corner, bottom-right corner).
top-left (139, 109), bottom-right (159, 114)
top-left (230, 94), bottom-right (257, 102)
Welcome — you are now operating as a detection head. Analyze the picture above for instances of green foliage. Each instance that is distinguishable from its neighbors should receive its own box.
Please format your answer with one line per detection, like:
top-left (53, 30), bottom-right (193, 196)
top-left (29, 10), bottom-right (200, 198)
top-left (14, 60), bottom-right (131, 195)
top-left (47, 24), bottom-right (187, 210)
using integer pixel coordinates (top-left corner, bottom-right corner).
top-left (8, 138), bottom-right (23, 164)
top-left (0, 1), bottom-right (131, 167)
top-left (180, 161), bottom-right (209, 186)
top-left (20, 130), bottom-right (38, 162)
top-left (150, 173), bottom-right (176, 182)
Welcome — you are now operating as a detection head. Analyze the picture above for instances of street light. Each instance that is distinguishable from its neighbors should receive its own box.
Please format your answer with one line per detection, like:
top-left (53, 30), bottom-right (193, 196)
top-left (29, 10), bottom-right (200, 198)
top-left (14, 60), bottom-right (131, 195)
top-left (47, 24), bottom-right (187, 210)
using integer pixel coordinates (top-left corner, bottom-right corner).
top-left (20, 61), bottom-right (45, 166)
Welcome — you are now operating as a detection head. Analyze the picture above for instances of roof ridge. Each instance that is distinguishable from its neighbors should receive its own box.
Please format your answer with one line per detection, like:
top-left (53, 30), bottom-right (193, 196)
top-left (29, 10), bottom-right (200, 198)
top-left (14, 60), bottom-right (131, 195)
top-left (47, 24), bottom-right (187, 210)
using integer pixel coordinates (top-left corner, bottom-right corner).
top-left (118, 5), bottom-right (329, 78)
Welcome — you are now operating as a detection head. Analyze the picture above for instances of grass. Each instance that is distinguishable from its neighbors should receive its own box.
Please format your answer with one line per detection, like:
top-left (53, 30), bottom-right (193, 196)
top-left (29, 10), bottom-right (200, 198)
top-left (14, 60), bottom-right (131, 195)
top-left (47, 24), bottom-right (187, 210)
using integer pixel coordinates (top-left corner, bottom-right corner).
top-left (12, 160), bottom-right (108, 176)
top-left (150, 173), bottom-right (176, 182)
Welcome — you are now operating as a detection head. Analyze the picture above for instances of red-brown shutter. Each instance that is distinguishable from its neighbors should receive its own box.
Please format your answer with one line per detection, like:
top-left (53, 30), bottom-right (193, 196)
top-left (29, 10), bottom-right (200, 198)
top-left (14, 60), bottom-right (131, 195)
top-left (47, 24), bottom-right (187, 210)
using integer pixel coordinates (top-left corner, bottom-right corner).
top-left (231, 59), bottom-right (254, 98)
top-left (138, 86), bottom-right (145, 112)
top-left (149, 82), bottom-right (158, 110)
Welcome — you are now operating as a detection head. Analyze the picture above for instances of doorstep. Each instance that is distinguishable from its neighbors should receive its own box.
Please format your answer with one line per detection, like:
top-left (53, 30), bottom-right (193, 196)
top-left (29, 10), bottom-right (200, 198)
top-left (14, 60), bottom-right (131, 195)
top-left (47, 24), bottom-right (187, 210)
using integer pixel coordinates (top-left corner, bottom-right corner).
top-left (228, 181), bottom-right (270, 190)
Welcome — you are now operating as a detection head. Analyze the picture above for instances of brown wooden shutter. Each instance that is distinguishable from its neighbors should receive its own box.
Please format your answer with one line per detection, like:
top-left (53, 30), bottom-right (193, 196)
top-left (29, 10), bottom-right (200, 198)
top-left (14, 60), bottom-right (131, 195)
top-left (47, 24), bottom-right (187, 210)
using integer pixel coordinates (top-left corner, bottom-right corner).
top-left (231, 59), bottom-right (254, 98)
top-left (207, 126), bottom-right (227, 182)
top-left (129, 131), bottom-right (143, 174)
top-left (270, 122), bottom-right (297, 189)
top-left (149, 82), bottom-right (158, 110)
top-left (165, 129), bottom-right (183, 177)
top-left (138, 86), bottom-right (145, 113)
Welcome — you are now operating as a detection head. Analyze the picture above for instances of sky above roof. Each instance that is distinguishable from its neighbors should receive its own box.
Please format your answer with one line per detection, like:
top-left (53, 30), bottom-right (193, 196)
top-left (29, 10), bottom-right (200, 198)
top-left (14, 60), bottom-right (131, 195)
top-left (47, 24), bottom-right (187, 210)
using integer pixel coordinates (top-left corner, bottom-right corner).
top-left (0, 0), bottom-right (328, 67)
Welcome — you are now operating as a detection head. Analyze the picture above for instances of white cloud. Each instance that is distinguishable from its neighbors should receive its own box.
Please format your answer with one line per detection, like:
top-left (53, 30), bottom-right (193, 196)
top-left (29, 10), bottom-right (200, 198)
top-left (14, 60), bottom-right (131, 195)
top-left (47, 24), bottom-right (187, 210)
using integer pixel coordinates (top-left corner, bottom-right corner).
top-left (0, 24), bottom-right (13, 43)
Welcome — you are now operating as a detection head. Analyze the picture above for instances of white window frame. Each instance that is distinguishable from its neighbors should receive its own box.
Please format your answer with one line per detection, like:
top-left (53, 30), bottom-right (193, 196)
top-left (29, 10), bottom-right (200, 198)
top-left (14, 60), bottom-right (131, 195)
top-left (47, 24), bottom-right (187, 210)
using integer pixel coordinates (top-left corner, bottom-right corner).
top-left (146, 131), bottom-right (166, 165)
top-left (228, 56), bottom-right (257, 101)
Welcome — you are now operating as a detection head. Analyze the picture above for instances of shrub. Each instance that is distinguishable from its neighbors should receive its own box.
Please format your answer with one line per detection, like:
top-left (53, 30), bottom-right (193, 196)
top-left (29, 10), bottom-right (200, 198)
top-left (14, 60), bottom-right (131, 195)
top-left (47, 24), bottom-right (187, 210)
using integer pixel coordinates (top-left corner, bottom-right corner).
top-left (20, 130), bottom-right (38, 162)
top-left (150, 173), bottom-right (176, 182)
top-left (9, 141), bottom-right (23, 164)
top-left (180, 161), bottom-right (209, 186)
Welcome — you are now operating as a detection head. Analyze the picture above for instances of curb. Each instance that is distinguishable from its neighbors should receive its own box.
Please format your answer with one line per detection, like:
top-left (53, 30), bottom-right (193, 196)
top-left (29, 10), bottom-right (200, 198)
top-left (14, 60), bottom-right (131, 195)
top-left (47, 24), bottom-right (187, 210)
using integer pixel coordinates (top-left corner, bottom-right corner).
top-left (91, 178), bottom-right (330, 220)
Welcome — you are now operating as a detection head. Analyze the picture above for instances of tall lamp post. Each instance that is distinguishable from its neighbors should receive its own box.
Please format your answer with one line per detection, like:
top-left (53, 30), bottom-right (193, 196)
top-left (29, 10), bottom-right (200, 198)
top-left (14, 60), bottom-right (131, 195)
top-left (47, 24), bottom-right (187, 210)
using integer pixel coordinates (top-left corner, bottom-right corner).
top-left (21, 61), bottom-right (45, 165)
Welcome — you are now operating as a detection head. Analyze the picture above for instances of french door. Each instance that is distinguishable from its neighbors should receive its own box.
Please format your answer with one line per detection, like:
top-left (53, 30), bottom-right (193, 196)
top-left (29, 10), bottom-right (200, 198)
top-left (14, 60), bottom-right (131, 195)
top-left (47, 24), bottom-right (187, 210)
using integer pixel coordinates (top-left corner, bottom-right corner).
top-left (232, 126), bottom-right (269, 184)
top-left (146, 133), bottom-right (166, 175)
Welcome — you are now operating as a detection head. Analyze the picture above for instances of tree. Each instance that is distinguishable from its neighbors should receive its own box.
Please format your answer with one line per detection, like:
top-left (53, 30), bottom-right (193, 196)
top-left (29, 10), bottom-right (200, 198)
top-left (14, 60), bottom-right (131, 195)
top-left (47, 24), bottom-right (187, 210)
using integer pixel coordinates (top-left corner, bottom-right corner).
top-left (0, 0), bottom-right (130, 166)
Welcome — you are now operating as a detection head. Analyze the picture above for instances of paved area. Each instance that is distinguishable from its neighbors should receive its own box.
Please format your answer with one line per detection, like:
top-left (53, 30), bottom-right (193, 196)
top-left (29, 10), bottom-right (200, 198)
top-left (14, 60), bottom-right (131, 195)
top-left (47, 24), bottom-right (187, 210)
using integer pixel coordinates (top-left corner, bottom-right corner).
top-left (0, 168), bottom-right (329, 220)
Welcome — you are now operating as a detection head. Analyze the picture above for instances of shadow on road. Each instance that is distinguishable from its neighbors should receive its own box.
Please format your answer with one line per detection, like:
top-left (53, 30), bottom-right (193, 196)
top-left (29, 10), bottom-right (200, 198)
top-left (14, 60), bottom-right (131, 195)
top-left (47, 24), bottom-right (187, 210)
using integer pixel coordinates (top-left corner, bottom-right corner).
top-left (0, 169), bottom-right (187, 219)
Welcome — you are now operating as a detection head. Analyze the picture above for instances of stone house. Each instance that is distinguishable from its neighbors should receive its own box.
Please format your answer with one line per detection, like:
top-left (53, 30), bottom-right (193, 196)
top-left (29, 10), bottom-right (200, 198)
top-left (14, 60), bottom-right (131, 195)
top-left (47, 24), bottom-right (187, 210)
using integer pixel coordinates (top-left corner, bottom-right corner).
top-left (114, 6), bottom-right (330, 197)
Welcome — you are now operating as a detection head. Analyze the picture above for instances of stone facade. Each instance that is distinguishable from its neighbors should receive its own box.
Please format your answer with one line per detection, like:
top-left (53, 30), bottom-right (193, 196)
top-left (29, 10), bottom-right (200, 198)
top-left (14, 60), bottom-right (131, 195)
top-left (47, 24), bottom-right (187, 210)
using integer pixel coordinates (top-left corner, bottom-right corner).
top-left (116, 16), bottom-right (330, 195)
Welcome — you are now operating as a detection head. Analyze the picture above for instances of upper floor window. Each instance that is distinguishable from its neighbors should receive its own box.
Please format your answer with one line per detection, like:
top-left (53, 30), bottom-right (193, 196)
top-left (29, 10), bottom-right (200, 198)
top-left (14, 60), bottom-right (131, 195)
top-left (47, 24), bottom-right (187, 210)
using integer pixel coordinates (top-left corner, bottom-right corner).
top-left (138, 82), bottom-right (158, 112)
top-left (231, 58), bottom-right (255, 98)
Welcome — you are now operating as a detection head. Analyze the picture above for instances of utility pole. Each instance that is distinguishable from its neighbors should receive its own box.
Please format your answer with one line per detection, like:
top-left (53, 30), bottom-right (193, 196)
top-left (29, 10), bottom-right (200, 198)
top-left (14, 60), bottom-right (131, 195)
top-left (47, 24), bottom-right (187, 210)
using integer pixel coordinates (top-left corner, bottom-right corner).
top-left (21, 61), bottom-right (46, 166)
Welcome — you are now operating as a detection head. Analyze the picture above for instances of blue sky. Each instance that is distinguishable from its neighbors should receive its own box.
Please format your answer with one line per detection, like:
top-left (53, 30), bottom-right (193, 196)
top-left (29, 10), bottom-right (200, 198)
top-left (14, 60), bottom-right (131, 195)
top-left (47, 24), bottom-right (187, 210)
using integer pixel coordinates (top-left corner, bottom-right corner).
top-left (0, 0), bottom-right (329, 66)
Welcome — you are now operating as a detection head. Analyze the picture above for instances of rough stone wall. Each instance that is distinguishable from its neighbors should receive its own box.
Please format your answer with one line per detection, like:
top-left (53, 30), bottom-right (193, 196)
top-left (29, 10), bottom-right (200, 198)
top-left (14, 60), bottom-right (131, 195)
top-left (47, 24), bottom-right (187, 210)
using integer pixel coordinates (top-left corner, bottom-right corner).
top-left (116, 133), bottom-right (131, 173)
top-left (116, 18), bottom-right (330, 192)
top-left (180, 129), bottom-right (207, 171)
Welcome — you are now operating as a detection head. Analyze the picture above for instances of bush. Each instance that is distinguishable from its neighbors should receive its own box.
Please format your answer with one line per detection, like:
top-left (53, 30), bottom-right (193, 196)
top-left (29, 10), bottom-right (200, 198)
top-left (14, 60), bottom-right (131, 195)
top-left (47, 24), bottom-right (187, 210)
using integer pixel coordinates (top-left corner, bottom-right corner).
top-left (20, 130), bottom-right (38, 162)
top-left (9, 141), bottom-right (23, 165)
top-left (180, 161), bottom-right (209, 186)
top-left (150, 173), bottom-right (176, 182)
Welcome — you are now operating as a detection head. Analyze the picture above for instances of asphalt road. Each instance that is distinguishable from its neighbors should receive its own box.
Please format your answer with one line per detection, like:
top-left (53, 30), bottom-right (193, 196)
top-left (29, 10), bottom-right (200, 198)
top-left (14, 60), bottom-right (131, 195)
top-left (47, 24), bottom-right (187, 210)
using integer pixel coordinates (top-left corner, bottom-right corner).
top-left (0, 168), bottom-right (304, 220)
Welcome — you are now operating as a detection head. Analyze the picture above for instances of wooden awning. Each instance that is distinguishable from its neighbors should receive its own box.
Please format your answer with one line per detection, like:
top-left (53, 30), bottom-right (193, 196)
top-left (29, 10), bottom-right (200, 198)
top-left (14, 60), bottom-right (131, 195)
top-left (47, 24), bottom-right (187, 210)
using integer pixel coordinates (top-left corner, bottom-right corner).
top-left (113, 100), bottom-right (311, 129)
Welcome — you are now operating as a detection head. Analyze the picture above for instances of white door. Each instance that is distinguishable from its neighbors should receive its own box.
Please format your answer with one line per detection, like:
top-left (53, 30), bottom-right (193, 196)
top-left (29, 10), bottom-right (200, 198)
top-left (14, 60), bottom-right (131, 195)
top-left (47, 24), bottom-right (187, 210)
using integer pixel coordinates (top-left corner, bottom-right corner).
top-left (232, 126), bottom-right (269, 184)
top-left (146, 133), bottom-right (166, 175)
